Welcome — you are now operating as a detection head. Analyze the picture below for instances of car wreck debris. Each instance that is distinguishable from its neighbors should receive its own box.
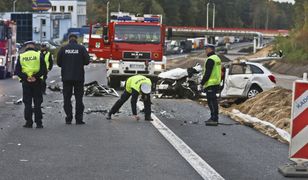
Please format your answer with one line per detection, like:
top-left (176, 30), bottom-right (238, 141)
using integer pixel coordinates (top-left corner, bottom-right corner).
top-left (84, 81), bottom-right (119, 97)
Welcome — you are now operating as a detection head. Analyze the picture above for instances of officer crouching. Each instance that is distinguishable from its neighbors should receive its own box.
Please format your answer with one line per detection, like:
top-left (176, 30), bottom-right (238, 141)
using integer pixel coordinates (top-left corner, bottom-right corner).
top-left (15, 41), bottom-right (46, 128)
top-left (107, 75), bottom-right (153, 121)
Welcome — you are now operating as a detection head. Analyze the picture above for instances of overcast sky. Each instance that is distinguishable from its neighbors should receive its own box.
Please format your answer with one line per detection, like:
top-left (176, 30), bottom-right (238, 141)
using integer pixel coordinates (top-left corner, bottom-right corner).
top-left (272, 0), bottom-right (295, 4)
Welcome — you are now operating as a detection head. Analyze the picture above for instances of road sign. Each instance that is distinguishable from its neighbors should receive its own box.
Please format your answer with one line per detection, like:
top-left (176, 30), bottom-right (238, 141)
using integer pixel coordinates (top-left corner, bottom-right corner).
top-left (279, 73), bottom-right (308, 177)
top-left (32, 0), bottom-right (52, 11)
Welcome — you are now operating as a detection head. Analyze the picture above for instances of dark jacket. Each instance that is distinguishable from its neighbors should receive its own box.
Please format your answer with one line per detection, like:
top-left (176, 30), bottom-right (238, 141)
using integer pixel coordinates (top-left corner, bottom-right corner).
top-left (57, 40), bottom-right (90, 82)
top-left (15, 48), bottom-right (46, 83)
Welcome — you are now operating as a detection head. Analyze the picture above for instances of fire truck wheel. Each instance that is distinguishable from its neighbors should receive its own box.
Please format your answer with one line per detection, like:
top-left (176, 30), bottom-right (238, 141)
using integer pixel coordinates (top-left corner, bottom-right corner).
top-left (109, 77), bottom-right (120, 89)
top-left (0, 69), bottom-right (7, 79)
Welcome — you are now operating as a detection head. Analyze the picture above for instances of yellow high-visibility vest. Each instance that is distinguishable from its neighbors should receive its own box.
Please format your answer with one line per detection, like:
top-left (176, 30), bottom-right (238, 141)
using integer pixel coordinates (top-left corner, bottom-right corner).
top-left (44, 51), bottom-right (51, 70)
top-left (203, 54), bottom-right (222, 88)
top-left (20, 50), bottom-right (41, 77)
top-left (125, 75), bottom-right (152, 93)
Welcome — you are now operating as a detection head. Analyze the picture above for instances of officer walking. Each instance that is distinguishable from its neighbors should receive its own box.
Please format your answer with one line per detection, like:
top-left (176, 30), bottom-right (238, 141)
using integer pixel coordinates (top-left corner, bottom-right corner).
top-left (15, 41), bottom-right (46, 128)
top-left (107, 75), bottom-right (153, 121)
top-left (201, 44), bottom-right (222, 126)
top-left (57, 34), bottom-right (90, 125)
top-left (41, 43), bottom-right (53, 94)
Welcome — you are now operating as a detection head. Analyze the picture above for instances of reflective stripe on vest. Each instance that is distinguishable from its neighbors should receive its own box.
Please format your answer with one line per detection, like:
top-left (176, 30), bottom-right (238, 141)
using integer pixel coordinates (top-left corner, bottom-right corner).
top-left (203, 54), bottom-right (222, 88)
top-left (125, 75), bottom-right (152, 93)
top-left (20, 50), bottom-right (41, 77)
top-left (44, 51), bottom-right (50, 70)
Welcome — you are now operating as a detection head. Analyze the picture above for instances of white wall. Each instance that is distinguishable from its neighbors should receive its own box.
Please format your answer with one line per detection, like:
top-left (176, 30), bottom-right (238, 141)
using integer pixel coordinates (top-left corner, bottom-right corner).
top-left (49, 0), bottom-right (86, 28)
top-left (32, 13), bottom-right (51, 42)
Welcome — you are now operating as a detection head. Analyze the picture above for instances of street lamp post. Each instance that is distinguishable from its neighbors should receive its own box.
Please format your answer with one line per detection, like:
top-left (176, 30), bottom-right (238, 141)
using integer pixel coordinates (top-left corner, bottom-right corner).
top-left (206, 2), bottom-right (210, 29)
top-left (206, 2), bottom-right (216, 29)
top-left (212, 3), bottom-right (215, 29)
top-left (106, 1), bottom-right (110, 24)
top-left (13, 0), bottom-right (18, 12)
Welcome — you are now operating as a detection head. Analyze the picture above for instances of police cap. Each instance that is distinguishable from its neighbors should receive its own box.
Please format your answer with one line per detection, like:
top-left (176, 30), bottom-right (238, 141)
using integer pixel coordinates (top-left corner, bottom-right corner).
top-left (23, 41), bottom-right (36, 46)
top-left (41, 43), bottom-right (47, 48)
top-left (68, 33), bottom-right (78, 39)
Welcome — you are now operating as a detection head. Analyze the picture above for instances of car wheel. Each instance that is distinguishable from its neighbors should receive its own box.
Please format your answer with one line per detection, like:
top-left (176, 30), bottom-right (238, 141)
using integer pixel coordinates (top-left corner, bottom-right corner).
top-left (247, 86), bottom-right (262, 99)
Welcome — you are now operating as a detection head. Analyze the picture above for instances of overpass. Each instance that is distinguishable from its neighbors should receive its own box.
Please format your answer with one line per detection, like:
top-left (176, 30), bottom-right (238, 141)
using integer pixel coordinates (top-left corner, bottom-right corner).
top-left (166, 26), bottom-right (289, 52)
top-left (166, 26), bottom-right (289, 38)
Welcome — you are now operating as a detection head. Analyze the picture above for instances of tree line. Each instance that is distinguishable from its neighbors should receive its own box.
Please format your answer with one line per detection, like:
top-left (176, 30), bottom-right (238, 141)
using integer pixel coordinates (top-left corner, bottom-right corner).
top-left (0, 0), bottom-right (296, 30)
top-left (88, 0), bottom-right (295, 29)
top-left (275, 0), bottom-right (308, 63)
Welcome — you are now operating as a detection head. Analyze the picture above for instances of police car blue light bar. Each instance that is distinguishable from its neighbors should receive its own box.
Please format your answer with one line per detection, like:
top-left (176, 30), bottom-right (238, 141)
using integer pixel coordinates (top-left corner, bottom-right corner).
top-left (144, 17), bottom-right (160, 22)
top-left (117, 16), bottom-right (132, 21)
top-left (110, 12), bottom-right (162, 23)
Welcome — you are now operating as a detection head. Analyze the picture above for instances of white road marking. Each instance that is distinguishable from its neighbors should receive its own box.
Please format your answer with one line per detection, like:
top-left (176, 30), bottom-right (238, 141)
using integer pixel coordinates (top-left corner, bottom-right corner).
top-left (137, 102), bottom-right (224, 180)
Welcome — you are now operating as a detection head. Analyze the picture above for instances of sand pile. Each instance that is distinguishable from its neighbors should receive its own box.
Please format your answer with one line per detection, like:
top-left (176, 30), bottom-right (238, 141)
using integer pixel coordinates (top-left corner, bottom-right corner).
top-left (167, 53), bottom-right (231, 70)
top-left (236, 87), bottom-right (292, 132)
top-left (219, 87), bottom-right (292, 143)
top-left (246, 45), bottom-right (273, 59)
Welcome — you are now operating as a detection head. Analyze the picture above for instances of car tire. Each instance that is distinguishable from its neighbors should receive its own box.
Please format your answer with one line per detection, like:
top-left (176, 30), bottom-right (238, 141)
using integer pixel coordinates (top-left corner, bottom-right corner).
top-left (247, 86), bottom-right (262, 99)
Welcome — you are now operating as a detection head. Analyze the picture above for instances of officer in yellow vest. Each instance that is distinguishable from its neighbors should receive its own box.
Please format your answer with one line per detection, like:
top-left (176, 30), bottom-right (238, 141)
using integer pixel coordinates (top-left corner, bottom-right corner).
top-left (201, 44), bottom-right (221, 126)
top-left (41, 43), bottom-right (53, 94)
top-left (107, 75), bottom-right (153, 121)
top-left (15, 41), bottom-right (46, 128)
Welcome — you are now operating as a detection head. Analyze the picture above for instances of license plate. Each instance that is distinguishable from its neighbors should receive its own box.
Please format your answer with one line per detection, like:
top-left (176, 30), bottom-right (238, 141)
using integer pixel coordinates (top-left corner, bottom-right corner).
top-left (129, 64), bottom-right (144, 69)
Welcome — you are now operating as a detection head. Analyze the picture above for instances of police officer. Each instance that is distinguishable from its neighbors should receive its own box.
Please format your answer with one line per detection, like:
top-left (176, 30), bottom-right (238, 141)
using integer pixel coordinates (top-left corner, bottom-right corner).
top-left (201, 44), bottom-right (222, 126)
top-left (57, 34), bottom-right (90, 125)
top-left (107, 75), bottom-right (153, 121)
top-left (41, 43), bottom-right (53, 94)
top-left (15, 41), bottom-right (46, 128)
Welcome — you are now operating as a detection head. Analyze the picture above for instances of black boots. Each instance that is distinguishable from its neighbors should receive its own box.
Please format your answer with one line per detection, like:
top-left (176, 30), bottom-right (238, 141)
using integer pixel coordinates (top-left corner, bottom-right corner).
top-left (106, 112), bottom-right (112, 120)
top-left (205, 119), bottom-right (218, 126)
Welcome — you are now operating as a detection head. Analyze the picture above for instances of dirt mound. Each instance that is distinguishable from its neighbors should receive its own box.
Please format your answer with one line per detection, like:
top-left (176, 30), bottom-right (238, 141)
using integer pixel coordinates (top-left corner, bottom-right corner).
top-left (224, 87), bottom-right (292, 133)
top-left (246, 45), bottom-right (273, 59)
top-left (167, 53), bottom-right (231, 69)
top-left (264, 60), bottom-right (308, 77)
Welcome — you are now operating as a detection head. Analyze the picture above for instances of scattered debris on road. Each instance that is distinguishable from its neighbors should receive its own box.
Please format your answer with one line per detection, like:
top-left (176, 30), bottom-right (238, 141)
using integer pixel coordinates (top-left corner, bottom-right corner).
top-left (14, 98), bottom-right (22, 105)
top-left (85, 108), bottom-right (108, 114)
top-left (48, 84), bottom-right (62, 92)
top-left (84, 81), bottom-right (119, 97)
top-left (159, 111), bottom-right (175, 119)
top-left (52, 100), bottom-right (63, 103)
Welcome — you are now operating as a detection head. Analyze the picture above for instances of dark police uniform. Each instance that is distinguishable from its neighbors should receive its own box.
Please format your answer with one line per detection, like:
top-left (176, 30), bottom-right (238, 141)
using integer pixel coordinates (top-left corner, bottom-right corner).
top-left (201, 50), bottom-right (222, 125)
top-left (15, 46), bottom-right (46, 128)
top-left (57, 38), bottom-right (90, 124)
top-left (41, 49), bottom-right (53, 94)
top-left (107, 75), bottom-right (152, 120)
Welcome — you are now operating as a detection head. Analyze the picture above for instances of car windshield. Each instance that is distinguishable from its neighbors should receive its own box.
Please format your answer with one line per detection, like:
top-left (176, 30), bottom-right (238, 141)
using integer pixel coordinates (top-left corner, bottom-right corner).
top-left (114, 25), bottom-right (161, 44)
top-left (0, 25), bottom-right (5, 40)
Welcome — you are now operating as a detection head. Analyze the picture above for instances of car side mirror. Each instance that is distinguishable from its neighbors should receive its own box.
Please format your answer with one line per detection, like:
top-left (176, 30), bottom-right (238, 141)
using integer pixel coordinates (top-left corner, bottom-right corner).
top-left (167, 28), bottom-right (172, 40)
top-left (103, 26), bottom-right (109, 44)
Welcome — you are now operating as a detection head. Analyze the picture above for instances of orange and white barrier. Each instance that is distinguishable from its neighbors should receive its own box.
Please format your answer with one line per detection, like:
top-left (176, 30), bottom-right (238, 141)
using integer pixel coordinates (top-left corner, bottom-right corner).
top-left (290, 74), bottom-right (308, 161)
top-left (279, 73), bottom-right (308, 177)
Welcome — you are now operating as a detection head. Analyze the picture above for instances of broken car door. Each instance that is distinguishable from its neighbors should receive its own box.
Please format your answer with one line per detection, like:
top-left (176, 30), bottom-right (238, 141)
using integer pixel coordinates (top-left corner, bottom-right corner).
top-left (223, 63), bottom-right (253, 97)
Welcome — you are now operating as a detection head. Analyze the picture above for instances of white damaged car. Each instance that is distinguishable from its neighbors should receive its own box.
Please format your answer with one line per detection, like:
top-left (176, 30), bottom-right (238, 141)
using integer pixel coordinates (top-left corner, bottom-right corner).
top-left (221, 61), bottom-right (276, 99)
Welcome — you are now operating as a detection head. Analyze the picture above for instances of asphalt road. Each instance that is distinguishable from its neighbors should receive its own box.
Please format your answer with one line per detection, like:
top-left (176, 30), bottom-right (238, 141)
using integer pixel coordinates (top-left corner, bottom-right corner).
top-left (0, 63), bottom-right (297, 180)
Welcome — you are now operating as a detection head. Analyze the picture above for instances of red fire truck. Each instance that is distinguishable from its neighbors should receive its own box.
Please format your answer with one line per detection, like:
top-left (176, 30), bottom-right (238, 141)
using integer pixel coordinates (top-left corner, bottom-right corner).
top-left (0, 20), bottom-right (17, 79)
top-left (88, 12), bottom-right (166, 88)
